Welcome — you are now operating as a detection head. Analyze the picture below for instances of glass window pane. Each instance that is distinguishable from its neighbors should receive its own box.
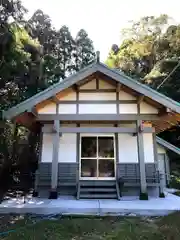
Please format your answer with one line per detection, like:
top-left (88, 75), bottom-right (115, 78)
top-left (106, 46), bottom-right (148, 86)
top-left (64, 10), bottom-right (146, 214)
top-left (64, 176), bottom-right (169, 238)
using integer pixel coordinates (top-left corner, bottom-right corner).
top-left (81, 137), bottom-right (97, 158)
top-left (81, 159), bottom-right (97, 177)
top-left (98, 159), bottom-right (115, 177)
top-left (98, 137), bottom-right (114, 158)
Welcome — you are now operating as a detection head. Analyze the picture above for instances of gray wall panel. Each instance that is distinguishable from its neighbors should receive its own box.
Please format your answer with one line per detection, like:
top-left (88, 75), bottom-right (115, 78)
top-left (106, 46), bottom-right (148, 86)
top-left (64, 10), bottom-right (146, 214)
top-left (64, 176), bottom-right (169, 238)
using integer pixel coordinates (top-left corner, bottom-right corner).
top-left (36, 163), bottom-right (78, 195)
top-left (117, 163), bottom-right (159, 183)
top-left (36, 162), bottom-right (159, 196)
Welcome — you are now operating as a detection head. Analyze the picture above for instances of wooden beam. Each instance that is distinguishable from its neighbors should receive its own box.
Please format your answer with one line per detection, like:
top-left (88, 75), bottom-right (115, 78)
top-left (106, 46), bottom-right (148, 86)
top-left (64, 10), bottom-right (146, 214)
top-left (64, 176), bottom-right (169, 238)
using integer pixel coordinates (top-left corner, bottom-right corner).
top-left (31, 107), bottom-right (38, 117)
top-left (79, 89), bottom-right (117, 93)
top-left (37, 114), bottom-right (159, 121)
top-left (42, 126), bottom-right (154, 134)
top-left (116, 82), bottom-right (122, 92)
top-left (51, 95), bottom-right (59, 104)
top-left (72, 84), bottom-right (79, 92)
top-left (158, 107), bottom-right (172, 116)
top-left (152, 132), bottom-right (158, 164)
top-left (49, 119), bottom-right (60, 199)
top-left (96, 77), bottom-right (99, 89)
top-left (52, 119), bottom-right (59, 132)
top-left (137, 103), bottom-right (147, 199)
top-left (165, 155), bottom-right (170, 185)
top-left (53, 100), bottom-right (137, 104)
top-left (49, 102), bottom-right (59, 199)
top-left (136, 119), bottom-right (147, 198)
top-left (137, 95), bottom-right (144, 104)
top-left (76, 76), bottom-right (94, 87)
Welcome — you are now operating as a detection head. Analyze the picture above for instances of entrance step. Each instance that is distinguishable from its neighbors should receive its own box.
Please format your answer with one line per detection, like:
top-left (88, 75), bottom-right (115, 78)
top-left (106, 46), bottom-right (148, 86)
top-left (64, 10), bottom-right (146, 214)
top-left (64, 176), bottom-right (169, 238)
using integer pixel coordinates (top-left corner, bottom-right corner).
top-left (80, 188), bottom-right (116, 192)
top-left (80, 193), bottom-right (117, 199)
top-left (80, 180), bottom-right (116, 187)
top-left (78, 180), bottom-right (120, 200)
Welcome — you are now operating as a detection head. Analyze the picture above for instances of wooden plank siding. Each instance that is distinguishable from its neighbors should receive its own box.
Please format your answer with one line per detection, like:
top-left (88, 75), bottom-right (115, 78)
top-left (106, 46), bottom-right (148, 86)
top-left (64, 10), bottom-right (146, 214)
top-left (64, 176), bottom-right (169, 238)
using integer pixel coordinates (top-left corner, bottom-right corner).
top-left (37, 162), bottom-right (159, 197)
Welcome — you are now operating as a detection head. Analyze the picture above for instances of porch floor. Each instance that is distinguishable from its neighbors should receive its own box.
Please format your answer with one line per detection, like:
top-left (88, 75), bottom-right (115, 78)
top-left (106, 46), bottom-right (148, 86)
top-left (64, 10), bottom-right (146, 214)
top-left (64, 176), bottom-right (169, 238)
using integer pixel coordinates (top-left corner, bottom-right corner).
top-left (0, 191), bottom-right (180, 216)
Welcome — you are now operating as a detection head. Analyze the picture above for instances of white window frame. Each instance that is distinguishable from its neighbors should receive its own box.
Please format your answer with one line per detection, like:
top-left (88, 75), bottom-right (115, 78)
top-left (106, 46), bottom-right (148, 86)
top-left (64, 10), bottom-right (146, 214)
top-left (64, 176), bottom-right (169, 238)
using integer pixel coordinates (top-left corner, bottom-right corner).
top-left (79, 134), bottom-right (116, 180)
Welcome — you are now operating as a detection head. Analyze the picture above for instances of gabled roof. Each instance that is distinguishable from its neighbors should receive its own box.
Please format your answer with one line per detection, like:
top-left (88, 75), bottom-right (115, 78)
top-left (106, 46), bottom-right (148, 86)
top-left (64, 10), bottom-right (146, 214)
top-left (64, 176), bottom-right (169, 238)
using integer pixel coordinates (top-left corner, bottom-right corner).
top-left (156, 137), bottom-right (180, 155)
top-left (3, 61), bottom-right (180, 119)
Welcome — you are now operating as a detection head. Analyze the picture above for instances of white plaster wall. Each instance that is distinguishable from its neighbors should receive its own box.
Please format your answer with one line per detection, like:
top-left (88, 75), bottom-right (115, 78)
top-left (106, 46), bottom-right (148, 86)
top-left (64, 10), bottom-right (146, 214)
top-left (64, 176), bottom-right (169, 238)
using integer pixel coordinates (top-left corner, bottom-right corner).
top-left (41, 133), bottom-right (53, 162)
top-left (58, 104), bottom-right (76, 114)
top-left (140, 102), bottom-right (158, 114)
top-left (79, 92), bottom-right (116, 101)
top-left (38, 103), bottom-right (56, 114)
top-left (58, 89), bottom-right (76, 101)
top-left (99, 79), bottom-right (116, 89)
top-left (143, 133), bottom-right (155, 163)
top-left (118, 123), bottom-right (136, 128)
top-left (58, 133), bottom-right (77, 162)
top-left (79, 79), bottom-right (96, 89)
top-left (118, 134), bottom-right (138, 163)
top-left (119, 91), bottom-right (136, 100)
top-left (79, 104), bottom-right (117, 114)
top-left (119, 104), bottom-right (138, 114)
top-left (157, 145), bottom-right (166, 154)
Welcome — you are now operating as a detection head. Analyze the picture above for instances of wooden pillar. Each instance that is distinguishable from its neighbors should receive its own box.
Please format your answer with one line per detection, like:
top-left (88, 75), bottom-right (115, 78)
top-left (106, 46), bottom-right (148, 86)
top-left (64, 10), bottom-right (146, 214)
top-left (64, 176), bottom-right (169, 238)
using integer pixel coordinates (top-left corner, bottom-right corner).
top-left (165, 155), bottom-right (170, 186)
top-left (159, 171), bottom-right (165, 198)
top-left (49, 103), bottom-right (60, 199)
top-left (152, 132), bottom-right (158, 164)
top-left (153, 132), bottom-right (165, 197)
top-left (136, 120), bottom-right (148, 200)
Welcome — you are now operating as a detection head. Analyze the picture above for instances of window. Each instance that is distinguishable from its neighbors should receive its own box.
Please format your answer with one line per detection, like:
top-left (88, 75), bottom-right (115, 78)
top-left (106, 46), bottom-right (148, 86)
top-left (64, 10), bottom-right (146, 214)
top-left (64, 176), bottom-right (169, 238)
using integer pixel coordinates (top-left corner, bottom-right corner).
top-left (80, 135), bottom-right (115, 179)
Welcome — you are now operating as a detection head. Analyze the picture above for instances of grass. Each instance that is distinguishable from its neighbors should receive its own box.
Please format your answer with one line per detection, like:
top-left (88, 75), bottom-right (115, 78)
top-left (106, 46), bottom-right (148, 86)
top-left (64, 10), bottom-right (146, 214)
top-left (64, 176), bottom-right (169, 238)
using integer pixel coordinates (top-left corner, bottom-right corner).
top-left (1, 212), bottom-right (180, 239)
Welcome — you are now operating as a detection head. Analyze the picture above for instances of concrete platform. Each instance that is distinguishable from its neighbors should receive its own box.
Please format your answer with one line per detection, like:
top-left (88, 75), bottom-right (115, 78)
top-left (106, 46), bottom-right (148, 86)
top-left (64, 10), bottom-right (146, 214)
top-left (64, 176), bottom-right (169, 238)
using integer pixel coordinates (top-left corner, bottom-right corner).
top-left (0, 192), bottom-right (180, 216)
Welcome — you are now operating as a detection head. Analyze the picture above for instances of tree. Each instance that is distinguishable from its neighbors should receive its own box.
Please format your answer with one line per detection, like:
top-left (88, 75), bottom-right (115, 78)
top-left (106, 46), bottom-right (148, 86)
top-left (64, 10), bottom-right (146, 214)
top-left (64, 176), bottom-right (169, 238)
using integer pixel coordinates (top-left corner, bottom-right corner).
top-left (106, 14), bottom-right (180, 100)
top-left (55, 26), bottom-right (75, 79)
top-left (27, 9), bottom-right (56, 55)
top-left (0, 0), bottom-right (96, 199)
top-left (106, 15), bottom-right (170, 79)
top-left (75, 29), bottom-right (95, 71)
top-left (106, 14), bottom-right (180, 171)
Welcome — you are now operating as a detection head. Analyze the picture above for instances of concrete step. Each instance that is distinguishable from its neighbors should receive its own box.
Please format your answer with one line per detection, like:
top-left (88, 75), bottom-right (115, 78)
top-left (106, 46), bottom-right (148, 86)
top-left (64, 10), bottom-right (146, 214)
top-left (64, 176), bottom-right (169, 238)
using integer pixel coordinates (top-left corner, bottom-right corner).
top-left (80, 188), bottom-right (117, 192)
top-left (80, 180), bottom-right (116, 187)
top-left (80, 193), bottom-right (117, 199)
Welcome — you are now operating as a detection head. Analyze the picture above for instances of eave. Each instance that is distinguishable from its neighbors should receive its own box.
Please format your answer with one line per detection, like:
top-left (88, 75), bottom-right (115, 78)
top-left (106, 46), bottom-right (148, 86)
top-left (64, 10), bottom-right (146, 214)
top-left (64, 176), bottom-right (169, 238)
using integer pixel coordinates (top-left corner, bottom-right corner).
top-left (156, 136), bottom-right (180, 155)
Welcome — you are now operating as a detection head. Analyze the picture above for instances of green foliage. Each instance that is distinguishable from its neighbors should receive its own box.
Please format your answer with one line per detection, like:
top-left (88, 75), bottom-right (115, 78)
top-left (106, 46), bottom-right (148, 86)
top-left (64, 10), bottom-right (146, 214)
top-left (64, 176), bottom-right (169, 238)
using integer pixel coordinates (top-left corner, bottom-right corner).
top-left (169, 171), bottom-right (180, 189)
top-left (106, 14), bottom-right (180, 166)
top-left (106, 14), bottom-right (180, 82)
top-left (75, 29), bottom-right (96, 71)
top-left (0, 0), bottom-right (95, 197)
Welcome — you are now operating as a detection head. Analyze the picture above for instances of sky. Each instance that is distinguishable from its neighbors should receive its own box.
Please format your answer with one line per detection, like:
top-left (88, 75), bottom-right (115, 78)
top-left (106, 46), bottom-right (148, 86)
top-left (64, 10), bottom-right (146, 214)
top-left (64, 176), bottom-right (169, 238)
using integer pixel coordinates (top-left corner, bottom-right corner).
top-left (21, 0), bottom-right (180, 60)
